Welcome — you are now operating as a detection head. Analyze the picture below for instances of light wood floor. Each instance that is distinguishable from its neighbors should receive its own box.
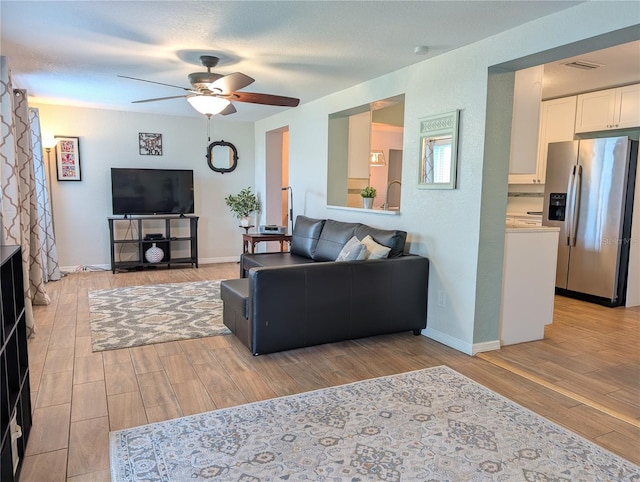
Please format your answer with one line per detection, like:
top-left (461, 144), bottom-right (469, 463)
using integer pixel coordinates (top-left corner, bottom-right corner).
top-left (20, 263), bottom-right (640, 481)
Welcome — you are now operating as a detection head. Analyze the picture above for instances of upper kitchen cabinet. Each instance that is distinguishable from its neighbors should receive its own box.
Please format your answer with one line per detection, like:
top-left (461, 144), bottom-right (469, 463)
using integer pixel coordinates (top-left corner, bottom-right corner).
top-left (508, 66), bottom-right (543, 184)
top-left (575, 84), bottom-right (640, 133)
top-left (534, 96), bottom-right (577, 185)
top-left (347, 111), bottom-right (372, 179)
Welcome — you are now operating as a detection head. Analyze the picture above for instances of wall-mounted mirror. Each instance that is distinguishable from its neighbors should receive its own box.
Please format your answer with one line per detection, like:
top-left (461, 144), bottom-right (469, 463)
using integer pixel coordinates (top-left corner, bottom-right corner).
top-left (418, 110), bottom-right (460, 190)
top-left (207, 140), bottom-right (238, 174)
top-left (327, 95), bottom-right (405, 210)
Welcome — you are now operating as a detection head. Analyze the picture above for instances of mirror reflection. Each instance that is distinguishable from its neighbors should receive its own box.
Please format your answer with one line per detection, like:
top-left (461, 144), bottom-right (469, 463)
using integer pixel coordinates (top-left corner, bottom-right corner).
top-left (420, 135), bottom-right (453, 184)
top-left (327, 95), bottom-right (405, 210)
top-left (418, 110), bottom-right (459, 190)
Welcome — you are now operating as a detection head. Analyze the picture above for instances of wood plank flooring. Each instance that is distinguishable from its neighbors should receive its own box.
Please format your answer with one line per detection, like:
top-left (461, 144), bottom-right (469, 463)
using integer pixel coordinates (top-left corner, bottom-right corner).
top-left (20, 264), bottom-right (640, 480)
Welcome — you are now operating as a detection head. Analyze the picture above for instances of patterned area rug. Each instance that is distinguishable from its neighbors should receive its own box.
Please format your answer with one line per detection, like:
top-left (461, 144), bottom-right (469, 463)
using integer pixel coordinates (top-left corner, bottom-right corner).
top-left (89, 280), bottom-right (229, 351)
top-left (109, 366), bottom-right (639, 481)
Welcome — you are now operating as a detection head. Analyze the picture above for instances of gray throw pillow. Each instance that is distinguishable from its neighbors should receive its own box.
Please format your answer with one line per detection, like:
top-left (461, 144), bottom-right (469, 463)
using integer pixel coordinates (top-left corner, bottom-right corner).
top-left (335, 236), bottom-right (367, 262)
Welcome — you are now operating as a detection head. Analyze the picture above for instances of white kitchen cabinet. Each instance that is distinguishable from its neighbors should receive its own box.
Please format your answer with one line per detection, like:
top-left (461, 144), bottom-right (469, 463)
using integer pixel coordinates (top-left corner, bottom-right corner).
top-left (347, 111), bottom-right (371, 179)
top-left (534, 96), bottom-right (577, 184)
top-left (575, 84), bottom-right (640, 133)
top-left (508, 66), bottom-right (543, 184)
top-left (500, 226), bottom-right (560, 345)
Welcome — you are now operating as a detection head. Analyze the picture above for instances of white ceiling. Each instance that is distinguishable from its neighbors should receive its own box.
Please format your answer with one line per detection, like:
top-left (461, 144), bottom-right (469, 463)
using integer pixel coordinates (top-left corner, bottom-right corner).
top-left (542, 40), bottom-right (640, 100)
top-left (2, 1), bottom-right (635, 122)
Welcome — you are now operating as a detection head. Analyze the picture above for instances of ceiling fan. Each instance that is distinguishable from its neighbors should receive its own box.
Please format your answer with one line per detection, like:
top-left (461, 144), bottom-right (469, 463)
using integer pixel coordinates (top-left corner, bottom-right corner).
top-left (119, 55), bottom-right (300, 116)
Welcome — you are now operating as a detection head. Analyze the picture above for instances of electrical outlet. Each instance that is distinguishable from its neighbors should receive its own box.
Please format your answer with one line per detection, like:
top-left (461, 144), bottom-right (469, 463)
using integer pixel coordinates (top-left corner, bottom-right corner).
top-left (437, 290), bottom-right (446, 307)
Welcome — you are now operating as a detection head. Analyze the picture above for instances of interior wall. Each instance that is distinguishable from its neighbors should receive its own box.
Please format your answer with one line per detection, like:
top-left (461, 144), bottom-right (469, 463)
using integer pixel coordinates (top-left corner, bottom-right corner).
top-left (34, 103), bottom-right (255, 269)
top-left (370, 124), bottom-right (403, 209)
top-left (254, 2), bottom-right (640, 354)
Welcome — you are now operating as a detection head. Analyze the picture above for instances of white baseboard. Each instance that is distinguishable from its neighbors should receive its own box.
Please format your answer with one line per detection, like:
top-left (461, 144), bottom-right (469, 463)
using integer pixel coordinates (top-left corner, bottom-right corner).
top-left (423, 327), bottom-right (500, 356)
top-left (471, 340), bottom-right (501, 354)
top-left (199, 256), bottom-right (240, 264)
top-left (60, 264), bottom-right (110, 273)
top-left (60, 257), bottom-right (239, 275)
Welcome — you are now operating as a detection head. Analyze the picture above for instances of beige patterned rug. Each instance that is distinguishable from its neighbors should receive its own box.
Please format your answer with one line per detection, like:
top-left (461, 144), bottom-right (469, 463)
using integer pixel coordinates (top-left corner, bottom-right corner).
top-left (109, 366), bottom-right (639, 481)
top-left (88, 280), bottom-right (229, 351)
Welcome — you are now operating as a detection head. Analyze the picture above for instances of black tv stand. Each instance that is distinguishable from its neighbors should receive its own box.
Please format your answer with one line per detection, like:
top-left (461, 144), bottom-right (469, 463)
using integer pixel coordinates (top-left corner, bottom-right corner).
top-left (108, 215), bottom-right (199, 273)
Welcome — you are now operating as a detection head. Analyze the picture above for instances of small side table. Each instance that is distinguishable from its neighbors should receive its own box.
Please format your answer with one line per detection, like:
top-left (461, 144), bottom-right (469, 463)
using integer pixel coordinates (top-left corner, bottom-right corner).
top-left (243, 233), bottom-right (292, 254)
top-left (239, 225), bottom-right (255, 235)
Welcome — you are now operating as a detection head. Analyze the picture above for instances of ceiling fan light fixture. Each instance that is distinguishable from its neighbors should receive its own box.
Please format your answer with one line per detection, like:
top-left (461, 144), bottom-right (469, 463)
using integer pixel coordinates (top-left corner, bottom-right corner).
top-left (186, 95), bottom-right (231, 116)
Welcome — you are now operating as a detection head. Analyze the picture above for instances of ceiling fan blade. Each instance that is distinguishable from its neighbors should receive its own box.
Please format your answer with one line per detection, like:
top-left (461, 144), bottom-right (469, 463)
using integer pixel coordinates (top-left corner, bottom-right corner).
top-left (132, 94), bottom-right (189, 104)
top-left (209, 72), bottom-right (255, 94)
top-left (228, 91), bottom-right (300, 107)
top-left (220, 103), bottom-right (237, 116)
top-left (118, 75), bottom-right (193, 92)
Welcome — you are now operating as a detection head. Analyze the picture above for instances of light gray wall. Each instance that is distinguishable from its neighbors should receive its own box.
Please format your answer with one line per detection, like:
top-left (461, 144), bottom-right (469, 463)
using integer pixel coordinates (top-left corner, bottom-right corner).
top-left (254, 2), bottom-right (640, 354)
top-left (34, 104), bottom-right (255, 269)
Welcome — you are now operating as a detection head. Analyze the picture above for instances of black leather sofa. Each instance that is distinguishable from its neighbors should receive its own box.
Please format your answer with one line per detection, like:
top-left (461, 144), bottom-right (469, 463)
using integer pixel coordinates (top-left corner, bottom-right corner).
top-left (221, 216), bottom-right (429, 355)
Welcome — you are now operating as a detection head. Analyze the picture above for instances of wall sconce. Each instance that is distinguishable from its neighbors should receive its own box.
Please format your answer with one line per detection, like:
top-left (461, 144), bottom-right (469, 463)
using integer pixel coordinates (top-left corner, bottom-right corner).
top-left (370, 150), bottom-right (386, 166)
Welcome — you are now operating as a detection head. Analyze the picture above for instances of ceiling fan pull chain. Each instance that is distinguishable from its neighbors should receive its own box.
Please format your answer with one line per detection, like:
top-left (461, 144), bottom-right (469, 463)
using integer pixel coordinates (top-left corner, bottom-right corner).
top-left (207, 114), bottom-right (212, 142)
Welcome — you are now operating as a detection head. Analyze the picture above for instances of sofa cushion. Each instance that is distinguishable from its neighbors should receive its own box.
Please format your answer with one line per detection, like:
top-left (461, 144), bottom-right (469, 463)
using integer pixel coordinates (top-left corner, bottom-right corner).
top-left (361, 235), bottom-right (391, 259)
top-left (242, 252), bottom-right (315, 273)
top-left (314, 219), bottom-right (360, 261)
top-left (354, 225), bottom-right (406, 258)
top-left (335, 236), bottom-right (367, 262)
top-left (290, 216), bottom-right (325, 258)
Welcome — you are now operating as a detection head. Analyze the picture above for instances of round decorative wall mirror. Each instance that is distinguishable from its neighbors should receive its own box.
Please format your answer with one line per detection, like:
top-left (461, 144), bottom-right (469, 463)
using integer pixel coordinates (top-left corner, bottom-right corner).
top-left (207, 140), bottom-right (238, 174)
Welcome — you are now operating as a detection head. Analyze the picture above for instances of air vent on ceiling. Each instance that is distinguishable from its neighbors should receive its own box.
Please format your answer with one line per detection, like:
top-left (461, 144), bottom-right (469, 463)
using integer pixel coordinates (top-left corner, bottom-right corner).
top-left (564, 60), bottom-right (602, 71)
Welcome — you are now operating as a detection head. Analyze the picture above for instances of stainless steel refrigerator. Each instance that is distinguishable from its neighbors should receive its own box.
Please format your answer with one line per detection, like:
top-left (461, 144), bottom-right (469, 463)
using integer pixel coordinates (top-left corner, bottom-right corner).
top-left (542, 136), bottom-right (638, 306)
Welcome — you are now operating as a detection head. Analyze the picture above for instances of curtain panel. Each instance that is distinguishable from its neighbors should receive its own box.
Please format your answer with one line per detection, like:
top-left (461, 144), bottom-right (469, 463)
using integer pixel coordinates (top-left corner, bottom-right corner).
top-left (29, 108), bottom-right (61, 283)
top-left (1, 56), bottom-right (54, 336)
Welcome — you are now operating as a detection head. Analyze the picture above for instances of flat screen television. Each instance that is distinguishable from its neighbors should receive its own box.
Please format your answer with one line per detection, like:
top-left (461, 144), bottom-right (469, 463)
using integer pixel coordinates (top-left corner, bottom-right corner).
top-left (111, 168), bottom-right (194, 216)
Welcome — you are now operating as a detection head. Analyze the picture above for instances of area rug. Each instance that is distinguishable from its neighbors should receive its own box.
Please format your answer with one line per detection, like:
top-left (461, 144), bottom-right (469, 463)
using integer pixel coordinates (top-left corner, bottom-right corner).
top-left (109, 365), bottom-right (639, 481)
top-left (89, 280), bottom-right (230, 351)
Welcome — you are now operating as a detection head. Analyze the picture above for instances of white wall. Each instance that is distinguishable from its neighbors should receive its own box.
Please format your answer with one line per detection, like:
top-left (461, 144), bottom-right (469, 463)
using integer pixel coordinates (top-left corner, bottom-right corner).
top-left (34, 104), bottom-right (255, 269)
top-left (254, 2), bottom-right (640, 354)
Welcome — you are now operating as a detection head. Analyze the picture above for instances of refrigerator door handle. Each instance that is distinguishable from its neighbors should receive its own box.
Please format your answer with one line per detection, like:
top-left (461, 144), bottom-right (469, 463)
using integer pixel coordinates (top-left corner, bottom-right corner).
top-left (565, 166), bottom-right (576, 246)
top-left (569, 165), bottom-right (582, 247)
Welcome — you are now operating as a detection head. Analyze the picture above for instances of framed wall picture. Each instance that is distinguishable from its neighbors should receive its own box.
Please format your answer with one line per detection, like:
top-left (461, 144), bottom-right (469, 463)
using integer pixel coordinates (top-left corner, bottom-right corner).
top-left (55, 136), bottom-right (82, 181)
top-left (139, 132), bottom-right (162, 155)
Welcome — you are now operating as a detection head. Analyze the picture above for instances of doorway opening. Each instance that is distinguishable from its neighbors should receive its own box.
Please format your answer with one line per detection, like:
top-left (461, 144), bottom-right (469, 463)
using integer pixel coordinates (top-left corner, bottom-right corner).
top-left (265, 127), bottom-right (291, 233)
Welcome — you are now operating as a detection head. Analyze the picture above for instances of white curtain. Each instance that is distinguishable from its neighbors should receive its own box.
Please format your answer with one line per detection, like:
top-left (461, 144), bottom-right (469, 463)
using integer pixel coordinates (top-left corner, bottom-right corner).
top-left (1, 56), bottom-right (58, 336)
top-left (29, 108), bottom-right (62, 282)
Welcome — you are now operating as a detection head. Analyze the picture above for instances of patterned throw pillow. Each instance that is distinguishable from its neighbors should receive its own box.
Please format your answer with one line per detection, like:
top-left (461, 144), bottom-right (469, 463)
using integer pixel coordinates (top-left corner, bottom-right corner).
top-left (361, 235), bottom-right (391, 259)
top-left (335, 236), bottom-right (367, 262)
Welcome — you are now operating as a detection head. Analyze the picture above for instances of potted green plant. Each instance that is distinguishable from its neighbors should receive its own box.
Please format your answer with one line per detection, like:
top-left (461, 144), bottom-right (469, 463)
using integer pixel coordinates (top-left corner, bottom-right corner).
top-left (225, 187), bottom-right (262, 226)
top-left (360, 185), bottom-right (377, 209)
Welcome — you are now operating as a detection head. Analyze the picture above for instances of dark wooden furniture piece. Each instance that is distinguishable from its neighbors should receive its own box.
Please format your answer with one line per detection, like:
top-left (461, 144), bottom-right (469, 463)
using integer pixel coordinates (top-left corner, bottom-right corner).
top-left (108, 215), bottom-right (199, 273)
top-left (242, 233), bottom-right (292, 254)
top-left (1, 246), bottom-right (31, 481)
